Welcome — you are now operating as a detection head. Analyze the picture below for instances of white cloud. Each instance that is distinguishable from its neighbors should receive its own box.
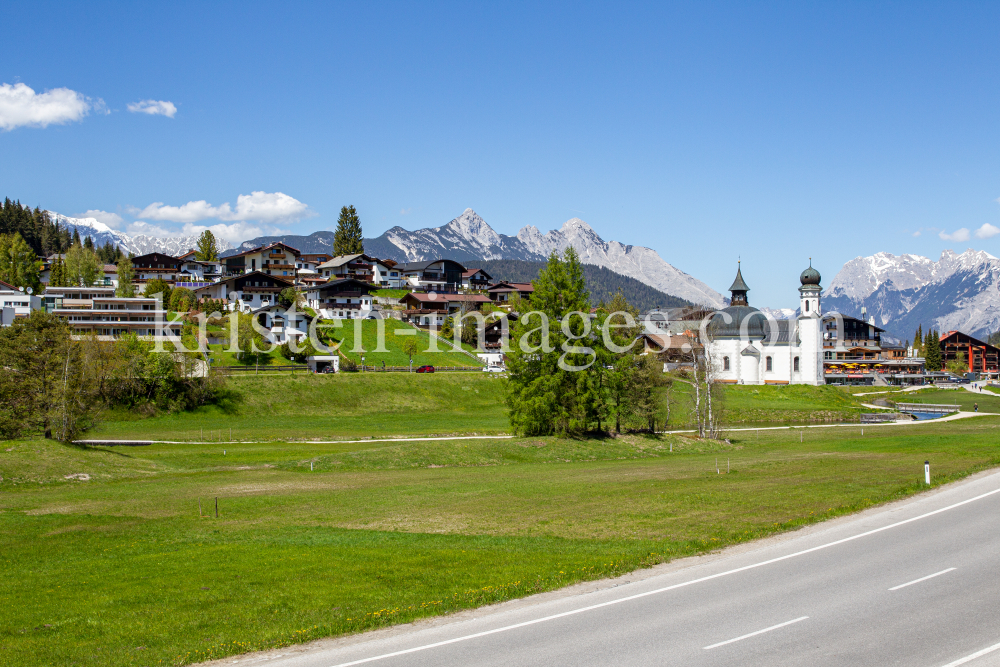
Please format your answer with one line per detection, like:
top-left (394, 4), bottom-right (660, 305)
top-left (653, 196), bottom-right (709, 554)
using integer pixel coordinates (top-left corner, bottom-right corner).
top-left (975, 223), bottom-right (1000, 239)
top-left (0, 82), bottom-right (99, 131)
top-left (912, 231), bottom-right (921, 237)
top-left (939, 228), bottom-right (971, 242)
top-left (400, 208), bottom-right (412, 215)
top-left (127, 99), bottom-right (177, 118)
top-left (133, 191), bottom-right (312, 224)
top-left (179, 222), bottom-right (266, 244)
top-left (79, 209), bottom-right (124, 229)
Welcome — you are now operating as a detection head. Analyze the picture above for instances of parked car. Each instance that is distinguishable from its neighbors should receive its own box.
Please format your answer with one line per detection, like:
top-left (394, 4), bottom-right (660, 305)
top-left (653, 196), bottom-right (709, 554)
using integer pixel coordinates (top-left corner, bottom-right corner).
top-left (416, 365), bottom-right (435, 373)
top-left (319, 366), bottom-right (336, 374)
top-left (483, 364), bottom-right (504, 373)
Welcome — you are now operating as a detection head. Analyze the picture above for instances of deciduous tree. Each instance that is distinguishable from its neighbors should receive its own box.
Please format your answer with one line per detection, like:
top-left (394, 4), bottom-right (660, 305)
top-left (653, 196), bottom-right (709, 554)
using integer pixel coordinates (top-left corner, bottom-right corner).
top-left (65, 243), bottom-right (101, 287)
top-left (0, 233), bottom-right (42, 291)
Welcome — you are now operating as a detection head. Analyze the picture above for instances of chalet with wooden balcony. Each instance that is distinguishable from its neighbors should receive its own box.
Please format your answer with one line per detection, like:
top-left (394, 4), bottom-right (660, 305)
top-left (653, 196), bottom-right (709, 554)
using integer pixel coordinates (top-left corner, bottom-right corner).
top-left (303, 278), bottom-right (377, 319)
top-left (132, 252), bottom-right (183, 284)
top-left (252, 302), bottom-right (312, 344)
top-left (399, 292), bottom-right (492, 326)
top-left (487, 282), bottom-right (535, 303)
top-left (461, 268), bottom-right (492, 290)
top-left (821, 313), bottom-right (925, 384)
top-left (193, 271), bottom-right (295, 313)
top-left (940, 331), bottom-right (1000, 376)
top-left (316, 254), bottom-right (402, 287)
top-left (223, 242), bottom-right (301, 280)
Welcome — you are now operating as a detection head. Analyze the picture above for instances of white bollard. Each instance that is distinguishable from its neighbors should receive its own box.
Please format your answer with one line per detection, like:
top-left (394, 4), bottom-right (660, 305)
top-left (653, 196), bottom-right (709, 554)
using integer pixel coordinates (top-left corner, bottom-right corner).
top-left (925, 460), bottom-right (930, 485)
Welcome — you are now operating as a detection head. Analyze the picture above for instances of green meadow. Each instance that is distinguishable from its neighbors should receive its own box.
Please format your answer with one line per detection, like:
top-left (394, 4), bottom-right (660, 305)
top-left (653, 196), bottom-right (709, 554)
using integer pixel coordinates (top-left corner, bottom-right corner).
top-left (4, 376), bottom-right (1000, 666)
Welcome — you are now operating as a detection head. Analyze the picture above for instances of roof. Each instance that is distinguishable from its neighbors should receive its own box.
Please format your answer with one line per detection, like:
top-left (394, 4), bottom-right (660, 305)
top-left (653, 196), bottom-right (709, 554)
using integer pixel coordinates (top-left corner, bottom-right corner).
top-left (940, 330), bottom-right (1000, 351)
top-left (0, 279), bottom-right (19, 291)
top-left (639, 332), bottom-right (703, 352)
top-left (396, 259), bottom-right (467, 272)
top-left (488, 282), bottom-right (534, 292)
top-left (822, 314), bottom-right (887, 334)
top-left (728, 265), bottom-right (750, 293)
top-left (224, 241), bottom-right (301, 260)
top-left (709, 306), bottom-right (796, 342)
top-left (462, 268), bottom-right (492, 278)
top-left (176, 250), bottom-right (197, 260)
top-left (192, 270), bottom-right (295, 292)
top-left (308, 277), bottom-right (377, 292)
top-left (103, 264), bottom-right (118, 272)
top-left (316, 253), bottom-right (374, 270)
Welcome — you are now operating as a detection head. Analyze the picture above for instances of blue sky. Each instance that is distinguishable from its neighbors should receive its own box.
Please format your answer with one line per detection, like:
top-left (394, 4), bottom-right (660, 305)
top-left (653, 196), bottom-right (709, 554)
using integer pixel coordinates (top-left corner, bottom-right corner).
top-left (3, 2), bottom-right (1000, 307)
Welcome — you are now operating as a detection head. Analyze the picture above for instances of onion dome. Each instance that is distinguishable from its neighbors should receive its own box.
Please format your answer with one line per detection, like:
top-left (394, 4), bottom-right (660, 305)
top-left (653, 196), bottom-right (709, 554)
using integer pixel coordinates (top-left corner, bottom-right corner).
top-left (800, 258), bottom-right (821, 286)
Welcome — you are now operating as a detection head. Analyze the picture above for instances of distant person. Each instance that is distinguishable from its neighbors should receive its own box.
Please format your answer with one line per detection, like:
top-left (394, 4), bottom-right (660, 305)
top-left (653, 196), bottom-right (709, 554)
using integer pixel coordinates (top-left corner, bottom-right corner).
top-left (974, 402), bottom-right (979, 412)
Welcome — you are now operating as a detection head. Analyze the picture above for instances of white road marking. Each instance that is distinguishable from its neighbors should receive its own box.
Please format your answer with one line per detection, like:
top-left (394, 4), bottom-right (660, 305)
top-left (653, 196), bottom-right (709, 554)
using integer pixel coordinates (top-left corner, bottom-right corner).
top-left (323, 485), bottom-right (1000, 667)
top-left (889, 568), bottom-right (956, 591)
top-left (703, 616), bottom-right (809, 650)
top-left (939, 640), bottom-right (1000, 667)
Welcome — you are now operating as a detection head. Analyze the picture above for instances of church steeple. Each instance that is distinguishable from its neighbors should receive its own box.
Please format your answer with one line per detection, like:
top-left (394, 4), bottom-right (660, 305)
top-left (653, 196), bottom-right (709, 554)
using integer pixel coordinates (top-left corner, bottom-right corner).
top-left (729, 262), bottom-right (749, 306)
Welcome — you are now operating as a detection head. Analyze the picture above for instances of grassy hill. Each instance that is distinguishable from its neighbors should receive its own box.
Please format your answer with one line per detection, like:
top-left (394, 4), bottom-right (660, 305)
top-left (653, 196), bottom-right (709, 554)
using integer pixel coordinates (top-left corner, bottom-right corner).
top-left (474, 259), bottom-right (692, 311)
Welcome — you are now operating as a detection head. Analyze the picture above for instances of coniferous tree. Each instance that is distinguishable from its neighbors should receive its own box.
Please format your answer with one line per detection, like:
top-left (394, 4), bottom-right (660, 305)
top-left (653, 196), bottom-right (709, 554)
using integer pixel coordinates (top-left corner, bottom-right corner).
top-left (115, 257), bottom-right (136, 297)
top-left (71, 228), bottom-right (81, 247)
top-left (913, 325), bottom-right (922, 353)
top-left (195, 230), bottom-right (219, 261)
top-left (83, 235), bottom-right (94, 251)
top-left (333, 205), bottom-right (364, 256)
top-left (0, 233), bottom-right (42, 292)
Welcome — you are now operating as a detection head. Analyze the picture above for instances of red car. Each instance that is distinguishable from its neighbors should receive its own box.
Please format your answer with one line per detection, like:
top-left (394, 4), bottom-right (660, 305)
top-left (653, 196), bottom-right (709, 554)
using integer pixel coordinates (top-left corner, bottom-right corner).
top-left (415, 365), bottom-right (435, 373)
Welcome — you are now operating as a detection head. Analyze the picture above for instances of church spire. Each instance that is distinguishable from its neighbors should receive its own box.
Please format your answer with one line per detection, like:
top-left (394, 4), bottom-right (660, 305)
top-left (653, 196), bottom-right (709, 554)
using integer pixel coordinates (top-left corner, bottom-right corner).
top-left (729, 262), bottom-right (749, 306)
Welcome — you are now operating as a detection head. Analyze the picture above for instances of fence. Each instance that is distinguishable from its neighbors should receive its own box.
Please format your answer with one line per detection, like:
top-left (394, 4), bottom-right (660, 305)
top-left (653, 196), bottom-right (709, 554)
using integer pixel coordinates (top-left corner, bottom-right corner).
top-left (861, 413), bottom-right (900, 423)
top-left (896, 403), bottom-right (961, 414)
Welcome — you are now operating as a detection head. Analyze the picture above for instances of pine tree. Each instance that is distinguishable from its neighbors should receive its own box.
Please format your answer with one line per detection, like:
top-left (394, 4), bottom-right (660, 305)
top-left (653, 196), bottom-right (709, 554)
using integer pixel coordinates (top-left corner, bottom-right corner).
top-left (913, 325), bottom-right (922, 353)
top-left (83, 235), bottom-right (94, 251)
top-left (72, 228), bottom-right (81, 247)
top-left (195, 230), bottom-right (219, 261)
top-left (924, 329), bottom-right (943, 371)
top-left (115, 257), bottom-right (136, 297)
top-left (333, 205), bottom-right (364, 256)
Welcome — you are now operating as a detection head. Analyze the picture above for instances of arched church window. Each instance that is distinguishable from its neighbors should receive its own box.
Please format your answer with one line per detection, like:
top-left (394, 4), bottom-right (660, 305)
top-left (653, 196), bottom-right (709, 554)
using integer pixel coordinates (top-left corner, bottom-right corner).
top-left (805, 301), bottom-right (810, 312)
top-left (766, 356), bottom-right (773, 371)
top-left (723, 356), bottom-right (730, 371)
top-left (794, 356), bottom-right (800, 372)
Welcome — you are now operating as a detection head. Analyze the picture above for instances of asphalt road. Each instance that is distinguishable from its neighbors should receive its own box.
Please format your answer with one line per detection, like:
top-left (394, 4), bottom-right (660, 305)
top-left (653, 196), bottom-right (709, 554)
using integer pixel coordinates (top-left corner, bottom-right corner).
top-left (224, 469), bottom-right (1000, 667)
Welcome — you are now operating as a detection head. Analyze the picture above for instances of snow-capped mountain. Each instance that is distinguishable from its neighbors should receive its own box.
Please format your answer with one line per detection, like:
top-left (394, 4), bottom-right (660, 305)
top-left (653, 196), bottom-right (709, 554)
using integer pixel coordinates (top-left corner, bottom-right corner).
top-left (49, 212), bottom-right (233, 257)
top-left (362, 209), bottom-right (725, 306)
top-left (824, 249), bottom-right (1000, 340)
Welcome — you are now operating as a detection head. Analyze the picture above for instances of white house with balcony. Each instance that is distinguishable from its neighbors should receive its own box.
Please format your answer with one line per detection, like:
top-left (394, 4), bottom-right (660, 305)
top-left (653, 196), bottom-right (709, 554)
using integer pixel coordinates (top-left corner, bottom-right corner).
top-left (251, 302), bottom-right (311, 344)
top-left (304, 278), bottom-right (377, 319)
top-left (43, 286), bottom-right (182, 340)
top-left (193, 271), bottom-right (295, 313)
top-left (396, 259), bottom-right (466, 291)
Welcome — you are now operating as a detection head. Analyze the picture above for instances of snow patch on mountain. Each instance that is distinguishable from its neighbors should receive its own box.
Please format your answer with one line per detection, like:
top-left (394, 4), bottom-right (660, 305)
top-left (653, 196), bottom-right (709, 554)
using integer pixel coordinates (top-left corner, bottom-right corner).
top-left (48, 212), bottom-right (233, 257)
top-left (824, 248), bottom-right (1000, 339)
top-left (364, 209), bottom-right (725, 307)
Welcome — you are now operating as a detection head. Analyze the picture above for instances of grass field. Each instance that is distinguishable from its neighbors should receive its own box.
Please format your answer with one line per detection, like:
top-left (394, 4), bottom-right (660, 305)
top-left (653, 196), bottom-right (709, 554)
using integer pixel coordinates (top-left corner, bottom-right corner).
top-left (325, 319), bottom-right (480, 367)
top-left (89, 373), bottom-right (508, 442)
top-left (887, 387), bottom-right (1000, 412)
top-left (4, 414), bottom-right (1000, 667)
top-left (667, 382), bottom-right (866, 425)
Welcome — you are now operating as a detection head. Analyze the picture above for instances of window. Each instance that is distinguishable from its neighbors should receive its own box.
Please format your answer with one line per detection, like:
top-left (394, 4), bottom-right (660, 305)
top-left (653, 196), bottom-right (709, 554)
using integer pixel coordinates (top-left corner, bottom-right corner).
top-left (794, 356), bottom-right (800, 372)
top-left (766, 356), bottom-right (773, 372)
top-left (805, 301), bottom-right (810, 312)
top-left (723, 356), bottom-right (730, 371)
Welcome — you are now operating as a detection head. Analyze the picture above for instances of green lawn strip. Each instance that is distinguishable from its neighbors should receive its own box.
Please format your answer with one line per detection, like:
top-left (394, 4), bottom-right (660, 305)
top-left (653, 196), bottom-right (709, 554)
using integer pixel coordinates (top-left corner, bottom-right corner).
top-left (4, 418), bottom-right (1000, 665)
top-left (89, 373), bottom-right (509, 442)
top-left (326, 319), bottom-right (478, 368)
top-left (888, 388), bottom-right (1000, 412)
top-left (667, 382), bottom-right (867, 425)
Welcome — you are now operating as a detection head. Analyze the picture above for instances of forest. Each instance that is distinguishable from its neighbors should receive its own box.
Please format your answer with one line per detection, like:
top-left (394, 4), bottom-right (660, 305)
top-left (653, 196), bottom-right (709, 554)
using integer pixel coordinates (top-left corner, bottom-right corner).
top-left (476, 259), bottom-right (692, 312)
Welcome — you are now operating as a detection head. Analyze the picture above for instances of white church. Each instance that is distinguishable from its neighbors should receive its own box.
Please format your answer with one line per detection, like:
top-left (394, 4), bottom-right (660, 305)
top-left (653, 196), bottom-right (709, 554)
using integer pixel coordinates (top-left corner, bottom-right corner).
top-left (705, 262), bottom-right (824, 385)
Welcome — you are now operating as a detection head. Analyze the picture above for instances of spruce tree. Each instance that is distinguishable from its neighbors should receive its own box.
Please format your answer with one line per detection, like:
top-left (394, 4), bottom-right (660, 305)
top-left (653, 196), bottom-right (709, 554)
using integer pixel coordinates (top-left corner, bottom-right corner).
top-left (333, 205), bottom-right (364, 256)
top-left (195, 230), bottom-right (219, 261)
top-left (72, 228), bottom-right (81, 247)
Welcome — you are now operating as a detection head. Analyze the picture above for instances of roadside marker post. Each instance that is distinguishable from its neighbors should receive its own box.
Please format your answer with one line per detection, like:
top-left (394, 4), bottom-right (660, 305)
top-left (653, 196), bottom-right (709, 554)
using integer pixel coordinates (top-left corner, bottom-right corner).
top-left (925, 460), bottom-right (931, 485)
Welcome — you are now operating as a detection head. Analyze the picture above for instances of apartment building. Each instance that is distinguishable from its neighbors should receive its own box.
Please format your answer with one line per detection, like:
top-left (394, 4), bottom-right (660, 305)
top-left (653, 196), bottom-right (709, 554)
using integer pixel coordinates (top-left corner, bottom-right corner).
top-left (43, 286), bottom-right (181, 339)
top-left (223, 242), bottom-right (301, 280)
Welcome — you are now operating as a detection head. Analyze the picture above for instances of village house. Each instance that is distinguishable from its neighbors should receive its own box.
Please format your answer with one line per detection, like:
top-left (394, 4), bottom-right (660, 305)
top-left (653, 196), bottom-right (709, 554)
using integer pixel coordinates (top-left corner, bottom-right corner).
top-left (0, 280), bottom-right (40, 325)
top-left (396, 259), bottom-right (466, 291)
top-left (222, 242), bottom-right (301, 280)
top-left (295, 253), bottom-right (333, 287)
top-left (399, 292), bottom-right (491, 326)
top-left (43, 286), bottom-right (182, 340)
top-left (487, 281), bottom-right (535, 303)
top-left (132, 252), bottom-right (183, 286)
top-left (822, 312), bottom-right (925, 384)
top-left (194, 271), bottom-right (295, 313)
top-left (939, 331), bottom-right (1000, 377)
top-left (316, 254), bottom-right (402, 288)
top-left (303, 278), bottom-right (377, 320)
top-left (461, 268), bottom-right (492, 290)
top-left (252, 302), bottom-right (312, 344)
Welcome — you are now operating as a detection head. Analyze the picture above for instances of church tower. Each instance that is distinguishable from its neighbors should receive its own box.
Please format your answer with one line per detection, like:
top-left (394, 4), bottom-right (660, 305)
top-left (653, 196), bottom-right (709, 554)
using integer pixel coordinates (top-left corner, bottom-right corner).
top-left (797, 259), bottom-right (823, 385)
